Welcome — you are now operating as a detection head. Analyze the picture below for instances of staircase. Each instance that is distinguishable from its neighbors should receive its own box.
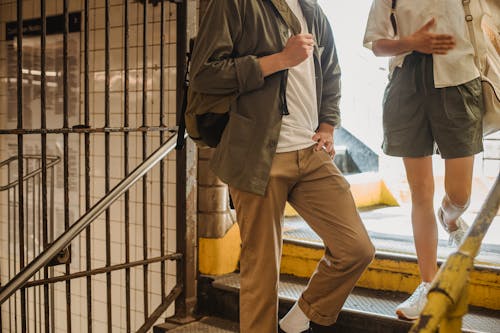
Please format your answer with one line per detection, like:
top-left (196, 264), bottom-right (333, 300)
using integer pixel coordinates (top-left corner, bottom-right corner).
top-left (153, 180), bottom-right (500, 332)
top-left (152, 131), bottom-right (500, 333)
top-left (154, 271), bottom-right (500, 332)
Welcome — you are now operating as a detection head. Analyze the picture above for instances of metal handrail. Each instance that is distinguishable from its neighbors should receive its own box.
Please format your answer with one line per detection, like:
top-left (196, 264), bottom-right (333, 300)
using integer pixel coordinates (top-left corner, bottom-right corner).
top-left (410, 173), bottom-right (500, 332)
top-left (0, 155), bottom-right (61, 191)
top-left (0, 132), bottom-right (182, 305)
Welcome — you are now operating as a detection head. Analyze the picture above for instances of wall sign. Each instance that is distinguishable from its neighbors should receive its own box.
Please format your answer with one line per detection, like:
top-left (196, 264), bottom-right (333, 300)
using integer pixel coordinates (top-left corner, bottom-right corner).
top-left (6, 12), bottom-right (81, 41)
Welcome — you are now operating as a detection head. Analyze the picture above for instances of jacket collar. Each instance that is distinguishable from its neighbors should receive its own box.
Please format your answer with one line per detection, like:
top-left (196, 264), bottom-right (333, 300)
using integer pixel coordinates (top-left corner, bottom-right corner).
top-left (298, 0), bottom-right (317, 33)
top-left (263, 0), bottom-right (318, 33)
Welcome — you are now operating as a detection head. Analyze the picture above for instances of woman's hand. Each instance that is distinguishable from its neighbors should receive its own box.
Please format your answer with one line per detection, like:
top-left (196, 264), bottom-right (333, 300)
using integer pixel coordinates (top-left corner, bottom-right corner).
top-left (372, 18), bottom-right (456, 57)
top-left (406, 18), bottom-right (456, 55)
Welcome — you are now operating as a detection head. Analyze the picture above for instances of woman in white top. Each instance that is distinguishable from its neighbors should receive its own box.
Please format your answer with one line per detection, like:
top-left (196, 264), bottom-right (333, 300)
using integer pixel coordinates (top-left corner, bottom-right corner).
top-left (363, 0), bottom-right (484, 320)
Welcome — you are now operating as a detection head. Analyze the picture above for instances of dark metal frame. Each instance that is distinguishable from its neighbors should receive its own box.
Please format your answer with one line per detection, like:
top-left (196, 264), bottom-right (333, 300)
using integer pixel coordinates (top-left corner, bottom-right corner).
top-left (0, 0), bottom-right (194, 332)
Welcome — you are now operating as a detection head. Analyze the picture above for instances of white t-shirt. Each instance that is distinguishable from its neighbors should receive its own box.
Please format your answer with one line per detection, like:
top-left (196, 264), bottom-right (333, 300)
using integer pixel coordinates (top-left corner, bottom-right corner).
top-left (363, 0), bottom-right (480, 88)
top-left (277, 0), bottom-right (319, 153)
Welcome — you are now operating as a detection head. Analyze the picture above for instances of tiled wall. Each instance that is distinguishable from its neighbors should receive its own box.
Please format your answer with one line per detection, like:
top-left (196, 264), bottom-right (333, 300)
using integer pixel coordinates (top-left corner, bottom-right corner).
top-left (0, 0), bottom-right (186, 332)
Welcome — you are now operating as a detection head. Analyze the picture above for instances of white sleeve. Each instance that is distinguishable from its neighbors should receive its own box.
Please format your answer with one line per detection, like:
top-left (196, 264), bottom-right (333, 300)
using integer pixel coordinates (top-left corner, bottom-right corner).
top-left (363, 0), bottom-right (395, 50)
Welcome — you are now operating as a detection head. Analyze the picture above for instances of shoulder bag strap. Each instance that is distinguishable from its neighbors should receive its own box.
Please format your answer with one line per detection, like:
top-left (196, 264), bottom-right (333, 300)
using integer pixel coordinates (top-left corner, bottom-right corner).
top-left (462, 0), bottom-right (482, 72)
top-left (390, 0), bottom-right (398, 35)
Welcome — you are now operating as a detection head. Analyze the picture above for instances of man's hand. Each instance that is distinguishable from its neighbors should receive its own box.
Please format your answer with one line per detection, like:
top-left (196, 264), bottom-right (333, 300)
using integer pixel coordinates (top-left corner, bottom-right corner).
top-left (312, 123), bottom-right (335, 157)
top-left (259, 34), bottom-right (314, 77)
top-left (281, 34), bottom-right (315, 67)
top-left (405, 18), bottom-right (456, 55)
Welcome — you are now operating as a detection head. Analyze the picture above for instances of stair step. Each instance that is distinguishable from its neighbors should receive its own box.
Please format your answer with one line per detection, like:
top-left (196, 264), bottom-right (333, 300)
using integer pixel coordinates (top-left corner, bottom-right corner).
top-left (196, 273), bottom-right (500, 333)
top-left (283, 213), bottom-right (500, 266)
top-left (154, 317), bottom-right (238, 332)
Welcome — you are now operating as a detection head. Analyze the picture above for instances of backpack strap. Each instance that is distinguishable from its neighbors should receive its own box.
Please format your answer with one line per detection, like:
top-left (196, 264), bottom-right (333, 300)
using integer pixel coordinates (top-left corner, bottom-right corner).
top-left (269, 0), bottom-right (302, 35)
top-left (390, 0), bottom-right (398, 36)
top-left (176, 39), bottom-right (194, 150)
top-left (461, 0), bottom-right (482, 72)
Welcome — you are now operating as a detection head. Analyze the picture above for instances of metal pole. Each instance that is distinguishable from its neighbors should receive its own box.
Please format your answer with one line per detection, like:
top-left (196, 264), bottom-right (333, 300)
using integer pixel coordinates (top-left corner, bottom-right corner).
top-left (16, 0), bottom-right (27, 330)
top-left (84, 0), bottom-right (93, 331)
top-left (123, 0), bottom-right (131, 332)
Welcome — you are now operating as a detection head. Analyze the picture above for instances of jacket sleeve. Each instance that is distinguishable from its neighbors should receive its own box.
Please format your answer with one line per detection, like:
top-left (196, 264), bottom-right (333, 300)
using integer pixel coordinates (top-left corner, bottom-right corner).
top-left (317, 7), bottom-right (341, 128)
top-left (190, 0), bottom-right (265, 95)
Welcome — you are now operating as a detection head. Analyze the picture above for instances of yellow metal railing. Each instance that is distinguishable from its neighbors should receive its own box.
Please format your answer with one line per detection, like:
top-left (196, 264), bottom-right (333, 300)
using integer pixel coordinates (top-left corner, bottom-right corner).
top-left (410, 174), bottom-right (500, 333)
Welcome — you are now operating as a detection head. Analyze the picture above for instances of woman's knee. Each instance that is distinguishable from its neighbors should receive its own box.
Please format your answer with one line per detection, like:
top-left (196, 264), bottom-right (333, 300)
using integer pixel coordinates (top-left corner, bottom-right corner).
top-left (446, 191), bottom-right (471, 208)
top-left (409, 180), bottom-right (435, 206)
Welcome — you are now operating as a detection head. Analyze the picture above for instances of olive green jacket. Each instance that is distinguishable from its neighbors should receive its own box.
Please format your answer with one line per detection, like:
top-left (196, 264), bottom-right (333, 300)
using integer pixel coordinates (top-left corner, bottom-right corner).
top-left (190, 0), bottom-right (341, 195)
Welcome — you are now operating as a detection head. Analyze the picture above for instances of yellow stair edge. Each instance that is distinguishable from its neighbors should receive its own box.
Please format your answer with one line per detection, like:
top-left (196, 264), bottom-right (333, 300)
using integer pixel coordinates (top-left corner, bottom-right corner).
top-left (198, 224), bottom-right (500, 310)
top-left (199, 223), bottom-right (241, 276)
top-left (281, 243), bottom-right (500, 310)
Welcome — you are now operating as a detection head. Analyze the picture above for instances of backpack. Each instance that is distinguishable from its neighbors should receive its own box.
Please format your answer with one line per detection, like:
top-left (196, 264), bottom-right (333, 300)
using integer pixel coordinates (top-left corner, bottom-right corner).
top-left (184, 76), bottom-right (238, 148)
top-left (462, 0), bottom-right (500, 136)
top-left (176, 0), bottom-right (302, 150)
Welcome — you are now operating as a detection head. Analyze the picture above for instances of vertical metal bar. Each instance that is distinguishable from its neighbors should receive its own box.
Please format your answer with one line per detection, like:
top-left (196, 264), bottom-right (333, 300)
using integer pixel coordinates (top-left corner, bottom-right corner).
top-left (123, 0), bottom-right (131, 332)
top-left (24, 160), bottom-right (30, 333)
top-left (142, 0), bottom-right (149, 321)
top-left (16, 0), bottom-right (27, 331)
top-left (104, 0), bottom-right (112, 331)
top-left (13, 185), bottom-right (19, 333)
top-left (84, 0), bottom-right (93, 331)
top-left (175, 1), bottom-right (196, 319)
top-left (37, 166), bottom-right (42, 333)
top-left (62, 1), bottom-right (72, 332)
top-left (31, 164), bottom-right (37, 333)
top-left (159, 0), bottom-right (166, 301)
top-left (7, 166), bottom-right (12, 333)
top-left (49, 167), bottom-right (55, 333)
top-left (25, 160), bottom-right (30, 333)
top-left (39, 3), bottom-right (50, 331)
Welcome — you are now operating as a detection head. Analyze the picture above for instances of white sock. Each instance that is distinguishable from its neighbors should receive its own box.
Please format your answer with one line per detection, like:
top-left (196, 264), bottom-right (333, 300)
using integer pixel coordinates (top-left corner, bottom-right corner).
top-left (279, 302), bottom-right (310, 333)
top-left (441, 194), bottom-right (469, 227)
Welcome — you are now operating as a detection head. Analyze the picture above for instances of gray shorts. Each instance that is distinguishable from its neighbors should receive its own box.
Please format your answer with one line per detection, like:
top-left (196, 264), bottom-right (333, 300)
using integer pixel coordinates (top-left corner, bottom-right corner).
top-left (382, 52), bottom-right (484, 159)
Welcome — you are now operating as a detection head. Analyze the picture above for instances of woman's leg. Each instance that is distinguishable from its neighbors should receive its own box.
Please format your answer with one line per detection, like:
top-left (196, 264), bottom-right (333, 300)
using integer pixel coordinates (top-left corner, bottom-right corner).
top-left (403, 156), bottom-right (438, 282)
top-left (442, 156), bottom-right (475, 230)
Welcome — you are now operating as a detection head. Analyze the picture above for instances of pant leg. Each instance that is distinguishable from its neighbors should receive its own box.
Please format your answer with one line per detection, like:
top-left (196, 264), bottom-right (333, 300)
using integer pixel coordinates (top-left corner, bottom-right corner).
top-left (288, 148), bottom-right (375, 326)
top-left (229, 151), bottom-right (298, 333)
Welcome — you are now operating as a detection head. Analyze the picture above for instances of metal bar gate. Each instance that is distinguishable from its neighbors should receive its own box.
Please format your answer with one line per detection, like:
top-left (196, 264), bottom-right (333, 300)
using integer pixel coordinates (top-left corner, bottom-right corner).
top-left (0, 0), bottom-right (194, 332)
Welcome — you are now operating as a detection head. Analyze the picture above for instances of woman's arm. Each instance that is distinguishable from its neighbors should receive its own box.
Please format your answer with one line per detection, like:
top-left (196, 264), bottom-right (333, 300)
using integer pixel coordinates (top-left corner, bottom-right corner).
top-left (372, 18), bottom-right (456, 57)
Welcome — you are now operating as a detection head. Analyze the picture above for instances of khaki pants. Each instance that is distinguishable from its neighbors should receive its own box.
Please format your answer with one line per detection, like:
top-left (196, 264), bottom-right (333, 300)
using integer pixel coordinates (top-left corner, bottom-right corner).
top-left (230, 146), bottom-right (375, 333)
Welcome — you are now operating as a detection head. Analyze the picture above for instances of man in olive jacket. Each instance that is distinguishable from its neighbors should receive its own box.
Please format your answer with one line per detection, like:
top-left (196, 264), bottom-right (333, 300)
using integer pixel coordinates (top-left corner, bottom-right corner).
top-left (190, 0), bottom-right (375, 332)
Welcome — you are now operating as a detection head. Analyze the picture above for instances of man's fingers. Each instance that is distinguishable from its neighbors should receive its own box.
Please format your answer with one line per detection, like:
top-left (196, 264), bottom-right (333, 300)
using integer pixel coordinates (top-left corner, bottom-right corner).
top-left (315, 139), bottom-right (325, 151)
top-left (325, 141), bottom-right (333, 152)
top-left (293, 34), bottom-right (314, 45)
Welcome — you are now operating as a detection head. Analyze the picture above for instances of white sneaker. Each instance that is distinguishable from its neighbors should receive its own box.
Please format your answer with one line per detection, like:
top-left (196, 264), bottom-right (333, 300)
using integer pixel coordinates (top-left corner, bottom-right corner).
top-left (396, 282), bottom-right (431, 320)
top-left (437, 207), bottom-right (469, 246)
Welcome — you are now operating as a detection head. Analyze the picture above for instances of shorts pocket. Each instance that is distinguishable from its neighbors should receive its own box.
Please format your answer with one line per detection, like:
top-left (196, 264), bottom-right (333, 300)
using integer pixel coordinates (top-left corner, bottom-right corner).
top-left (382, 67), bottom-right (418, 133)
top-left (454, 78), bottom-right (483, 121)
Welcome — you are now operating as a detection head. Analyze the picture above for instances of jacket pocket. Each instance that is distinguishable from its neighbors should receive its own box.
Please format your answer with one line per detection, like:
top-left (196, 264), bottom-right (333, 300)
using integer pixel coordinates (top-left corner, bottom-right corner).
top-left (225, 111), bottom-right (256, 155)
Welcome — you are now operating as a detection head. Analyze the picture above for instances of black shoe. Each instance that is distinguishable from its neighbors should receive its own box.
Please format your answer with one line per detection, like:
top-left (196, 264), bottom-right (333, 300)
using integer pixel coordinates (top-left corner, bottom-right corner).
top-left (310, 321), bottom-right (335, 332)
